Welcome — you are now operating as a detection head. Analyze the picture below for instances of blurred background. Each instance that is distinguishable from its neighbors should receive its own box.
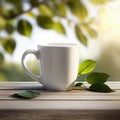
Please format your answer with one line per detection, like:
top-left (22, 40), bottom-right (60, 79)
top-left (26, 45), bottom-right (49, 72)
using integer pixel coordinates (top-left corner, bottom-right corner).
top-left (0, 0), bottom-right (120, 81)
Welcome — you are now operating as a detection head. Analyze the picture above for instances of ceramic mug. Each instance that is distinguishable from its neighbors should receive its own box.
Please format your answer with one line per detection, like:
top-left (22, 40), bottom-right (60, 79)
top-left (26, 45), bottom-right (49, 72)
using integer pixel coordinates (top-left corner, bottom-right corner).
top-left (21, 43), bottom-right (80, 91)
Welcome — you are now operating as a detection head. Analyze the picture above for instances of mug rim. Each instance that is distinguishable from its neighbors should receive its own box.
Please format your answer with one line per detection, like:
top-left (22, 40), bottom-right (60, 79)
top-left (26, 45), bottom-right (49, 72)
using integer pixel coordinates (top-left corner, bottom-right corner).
top-left (38, 43), bottom-right (80, 48)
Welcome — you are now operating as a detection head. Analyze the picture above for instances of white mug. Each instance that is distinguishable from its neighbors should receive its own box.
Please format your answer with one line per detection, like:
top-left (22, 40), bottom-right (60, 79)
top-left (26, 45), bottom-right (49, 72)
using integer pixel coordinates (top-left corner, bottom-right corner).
top-left (21, 43), bottom-right (80, 91)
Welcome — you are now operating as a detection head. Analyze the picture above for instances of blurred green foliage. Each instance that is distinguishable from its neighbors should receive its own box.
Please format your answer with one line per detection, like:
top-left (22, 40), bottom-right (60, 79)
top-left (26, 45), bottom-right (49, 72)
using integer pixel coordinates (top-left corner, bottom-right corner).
top-left (0, 62), bottom-right (33, 81)
top-left (0, 0), bottom-right (113, 81)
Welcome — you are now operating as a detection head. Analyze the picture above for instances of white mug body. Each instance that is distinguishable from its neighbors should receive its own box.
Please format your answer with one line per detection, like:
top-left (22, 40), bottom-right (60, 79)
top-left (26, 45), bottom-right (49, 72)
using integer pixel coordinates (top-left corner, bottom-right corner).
top-left (22, 43), bottom-right (80, 91)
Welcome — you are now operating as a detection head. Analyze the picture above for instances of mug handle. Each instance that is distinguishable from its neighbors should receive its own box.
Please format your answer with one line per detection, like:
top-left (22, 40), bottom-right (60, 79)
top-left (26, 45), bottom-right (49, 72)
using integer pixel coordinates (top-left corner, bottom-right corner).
top-left (21, 50), bottom-right (41, 82)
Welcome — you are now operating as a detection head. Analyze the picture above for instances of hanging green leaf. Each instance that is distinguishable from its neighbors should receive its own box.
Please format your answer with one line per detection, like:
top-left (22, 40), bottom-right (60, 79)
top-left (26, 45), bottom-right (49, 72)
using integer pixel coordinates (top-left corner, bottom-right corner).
top-left (11, 90), bottom-right (40, 99)
top-left (75, 25), bottom-right (87, 46)
top-left (53, 22), bottom-right (66, 34)
top-left (67, 0), bottom-right (88, 20)
top-left (89, 83), bottom-right (113, 92)
top-left (5, 23), bottom-right (14, 34)
top-left (54, 2), bottom-right (66, 17)
top-left (2, 39), bottom-right (16, 54)
top-left (37, 15), bottom-right (54, 29)
top-left (6, 0), bottom-right (23, 13)
top-left (0, 17), bottom-right (6, 30)
top-left (7, 9), bottom-right (17, 18)
top-left (86, 72), bottom-right (110, 84)
top-left (90, 0), bottom-right (112, 5)
top-left (88, 18), bottom-right (95, 24)
top-left (84, 24), bottom-right (97, 38)
top-left (26, 11), bottom-right (36, 18)
top-left (79, 1), bottom-right (88, 20)
top-left (38, 4), bottom-right (55, 17)
top-left (78, 59), bottom-right (96, 74)
top-left (17, 20), bottom-right (32, 37)
top-left (30, 0), bottom-right (39, 7)
top-left (0, 52), bottom-right (4, 63)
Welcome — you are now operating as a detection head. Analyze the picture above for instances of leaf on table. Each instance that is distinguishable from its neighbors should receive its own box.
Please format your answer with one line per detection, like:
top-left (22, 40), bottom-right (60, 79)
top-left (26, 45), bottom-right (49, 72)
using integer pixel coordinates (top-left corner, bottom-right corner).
top-left (88, 83), bottom-right (113, 92)
top-left (73, 82), bottom-right (86, 90)
top-left (78, 59), bottom-right (96, 75)
top-left (86, 72), bottom-right (110, 84)
top-left (74, 82), bottom-right (83, 87)
top-left (11, 90), bottom-right (41, 99)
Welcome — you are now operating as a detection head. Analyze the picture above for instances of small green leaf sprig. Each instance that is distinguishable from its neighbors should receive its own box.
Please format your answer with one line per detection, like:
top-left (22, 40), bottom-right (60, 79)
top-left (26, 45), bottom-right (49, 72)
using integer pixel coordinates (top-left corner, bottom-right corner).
top-left (74, 59), bottom-right (113, 92)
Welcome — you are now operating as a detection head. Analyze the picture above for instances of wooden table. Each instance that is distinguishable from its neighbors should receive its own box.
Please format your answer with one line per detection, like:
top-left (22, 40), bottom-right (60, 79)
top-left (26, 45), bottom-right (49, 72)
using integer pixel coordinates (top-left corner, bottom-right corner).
top-left (0, 82), bottom-right (120, 120)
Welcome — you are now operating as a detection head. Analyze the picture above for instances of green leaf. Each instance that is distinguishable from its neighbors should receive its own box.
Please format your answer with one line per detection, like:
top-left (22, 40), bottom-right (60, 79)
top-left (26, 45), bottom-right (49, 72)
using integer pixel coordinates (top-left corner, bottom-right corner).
top-left (90, 0), bottom-right (112, 5)
top-left (53, 22), bottom-right (66, 34)
top-left (37, 15), bottom-right (54, 29)
top-left (54, 2), bottom-right (66, 17)
top-left (0, 52), bottom-right (4, 63)
top-left (0, 17), bottom-right (6, 30)
top-left (88, 18), bottom-right (95, 24)
top-left (37, 15), bottom-right (65, 34)
top-left (30, 0), bottom-right (39, 7)
top-left (38, 4), bottom-right (55, 17)
top-left (7, 0), bottom-right (23, 13)
top-left (17, 20), bottom-right (32, 37)
top-left (5, 23), bottom-right (14, 34)
top-left (78, 59), bottom-right (96, 74)
top-left (89, 83), bottom-right (113, 92)
top-left (26, 11), bottom-right (36, 18)
top-left (79, 1), bottom-right (88, 20)
top-left (2, 39), bottom-right (16, 54)
top-left (67, 0), bottom-right (88, 20)
top-left (84, 24), bottom-right (97, 38)
top-left (75, 25), bottom-right (87, 46)
top-left (74, 82), bottom-right (83, 87)
top-left (86, 72), bottom-right (110, 84)
top-left (76, 74), bottom-right (88, 82)
top-left (11, 90), bottom-right (40, 99)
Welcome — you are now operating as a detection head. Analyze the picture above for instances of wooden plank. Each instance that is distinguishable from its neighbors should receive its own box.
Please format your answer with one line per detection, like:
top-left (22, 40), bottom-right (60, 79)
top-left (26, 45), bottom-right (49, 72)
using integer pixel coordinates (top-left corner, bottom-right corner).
top-left (0, 100), bottom-right (120, 110)
top-left (0, 82), bottom-right (43, 90)
top-left (0, 82), bottom-right (120, 110)
top-left (0, 82), bottom-right (120, 89)
top-left (0, 89), bottom-right (120, 101)
top-left (0, 82), bottom-right (120, 119)
top-left (0, 110), bottom-right (120, 120)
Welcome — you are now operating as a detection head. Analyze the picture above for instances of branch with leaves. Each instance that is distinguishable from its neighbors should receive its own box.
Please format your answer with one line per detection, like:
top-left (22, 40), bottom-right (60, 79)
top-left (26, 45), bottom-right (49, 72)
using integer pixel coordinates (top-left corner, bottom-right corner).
top-left (0, 0), bottom-right (113, 62)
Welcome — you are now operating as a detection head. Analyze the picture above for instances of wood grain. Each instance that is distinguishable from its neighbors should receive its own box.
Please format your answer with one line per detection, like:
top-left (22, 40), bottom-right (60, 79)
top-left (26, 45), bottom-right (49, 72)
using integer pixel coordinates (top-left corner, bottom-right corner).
top-left (0, 82), bottom-right (120, 120)
top-left (0, 110), bottom-right (120, 120)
